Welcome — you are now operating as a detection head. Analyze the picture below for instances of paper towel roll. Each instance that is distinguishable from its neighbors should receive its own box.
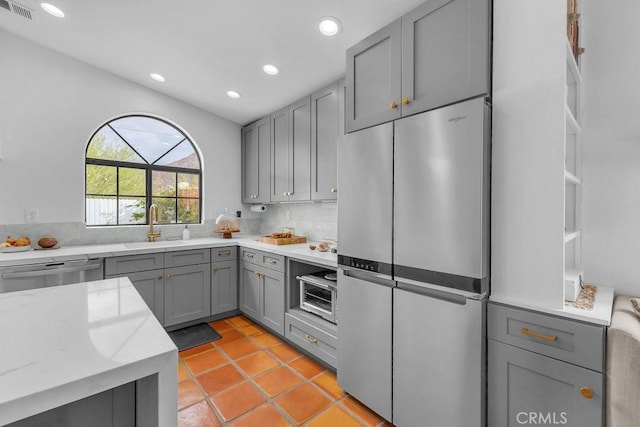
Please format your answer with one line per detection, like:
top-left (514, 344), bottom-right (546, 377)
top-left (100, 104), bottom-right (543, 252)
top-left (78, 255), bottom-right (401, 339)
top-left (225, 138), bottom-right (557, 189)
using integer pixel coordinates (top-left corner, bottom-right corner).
top-left (250, 204), bottom-right (267, 212)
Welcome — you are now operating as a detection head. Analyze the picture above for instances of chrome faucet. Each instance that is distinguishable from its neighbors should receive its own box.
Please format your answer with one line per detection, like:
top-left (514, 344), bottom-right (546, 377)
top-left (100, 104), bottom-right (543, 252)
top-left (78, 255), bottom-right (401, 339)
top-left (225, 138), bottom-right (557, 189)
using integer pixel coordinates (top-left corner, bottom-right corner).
top-left (147, 204), bottom-right (161, 242)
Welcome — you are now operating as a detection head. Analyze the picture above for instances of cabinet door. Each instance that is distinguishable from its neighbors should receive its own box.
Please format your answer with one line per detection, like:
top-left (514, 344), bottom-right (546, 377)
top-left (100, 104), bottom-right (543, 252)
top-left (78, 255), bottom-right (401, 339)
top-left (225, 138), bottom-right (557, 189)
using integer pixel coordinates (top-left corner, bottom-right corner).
top-left (241, 122), bottom-right (259, 203)
top-left (164, 264), bottom-right (211, 326)
top-left (259, 267), bottom-right (285, 336)
top-left (239, 261), bottom-right (260, 320)
top-left (311, 82), bottom-right (339, 201)
top-left (346, 18), bottom-right (402, 133)
top-left (288, 96), bottom-right (311, 202)
top-left (256, 116), bottom-right (271, 203)
top-left (211, 260), bottom-right (238, 315)
top-left (488, 340), bottom-right (603, 427)
top-left (270, 107), bottom-right (289, 202)
top-left (401, 0), bottom-right (490, 116)
top-left (107, 269), bottom-right (165, 324)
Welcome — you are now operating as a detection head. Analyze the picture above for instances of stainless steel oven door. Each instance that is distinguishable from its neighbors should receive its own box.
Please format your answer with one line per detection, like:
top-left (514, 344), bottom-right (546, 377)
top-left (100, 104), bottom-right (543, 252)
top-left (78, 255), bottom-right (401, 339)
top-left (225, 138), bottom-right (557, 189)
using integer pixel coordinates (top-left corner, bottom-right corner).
top-left (298, 275), bottom-right (337, 323)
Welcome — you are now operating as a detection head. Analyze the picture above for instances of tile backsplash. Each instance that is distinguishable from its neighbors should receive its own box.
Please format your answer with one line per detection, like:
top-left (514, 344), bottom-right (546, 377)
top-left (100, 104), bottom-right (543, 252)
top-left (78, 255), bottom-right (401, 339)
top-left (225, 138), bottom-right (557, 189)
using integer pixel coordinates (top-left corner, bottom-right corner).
top-left (0, 203), bottom-right (336, 246)
top-left (257, 202), bottom-right (337, 242)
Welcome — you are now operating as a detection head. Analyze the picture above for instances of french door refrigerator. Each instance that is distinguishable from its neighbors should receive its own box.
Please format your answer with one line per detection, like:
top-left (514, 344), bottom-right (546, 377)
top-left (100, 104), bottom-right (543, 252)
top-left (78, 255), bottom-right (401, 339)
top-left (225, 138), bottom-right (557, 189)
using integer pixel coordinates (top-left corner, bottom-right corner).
top-left (337, 97), bottom-right (490, 426)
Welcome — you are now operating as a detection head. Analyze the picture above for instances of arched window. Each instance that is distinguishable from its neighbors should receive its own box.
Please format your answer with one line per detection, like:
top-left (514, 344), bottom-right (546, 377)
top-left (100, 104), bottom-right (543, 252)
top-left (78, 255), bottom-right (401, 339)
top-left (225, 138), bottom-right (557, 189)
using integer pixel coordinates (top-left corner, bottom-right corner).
top-left (85, 115), bottom-right (201, 226)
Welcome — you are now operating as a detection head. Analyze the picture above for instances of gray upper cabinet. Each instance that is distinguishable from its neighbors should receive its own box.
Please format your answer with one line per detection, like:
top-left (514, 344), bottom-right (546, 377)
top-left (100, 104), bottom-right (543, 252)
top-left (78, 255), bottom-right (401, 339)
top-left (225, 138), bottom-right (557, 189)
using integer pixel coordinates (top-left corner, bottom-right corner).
top-left (401, 0), bottom-right (490, 116)
top-left (270, 107), bottom-right (290, 202)
top-left (241, 117), bottom-right (270, 204)
top-left (289, 96), bottom-right (311, 202)
top-left (270, 96), bottom-right (311, 202)
top-left (346, 19), bottom-right (402, 133)
top-left (346, 0), bottom-right (491, 133)
top-left (311, 81), bottom-right (340, 201)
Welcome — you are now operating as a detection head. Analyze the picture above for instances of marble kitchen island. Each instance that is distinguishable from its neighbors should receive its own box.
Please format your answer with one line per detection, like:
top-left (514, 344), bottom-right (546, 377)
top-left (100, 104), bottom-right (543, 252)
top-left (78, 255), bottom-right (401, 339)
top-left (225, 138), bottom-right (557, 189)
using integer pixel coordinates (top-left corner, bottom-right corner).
top-left (0, 277), bottom-right (178, 426)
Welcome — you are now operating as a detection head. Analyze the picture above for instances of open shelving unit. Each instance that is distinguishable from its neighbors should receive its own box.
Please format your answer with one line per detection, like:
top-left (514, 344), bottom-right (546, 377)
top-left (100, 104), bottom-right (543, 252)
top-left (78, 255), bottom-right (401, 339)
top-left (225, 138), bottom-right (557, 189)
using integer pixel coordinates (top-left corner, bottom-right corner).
top-left (564, 9), bottom-right (583, 302)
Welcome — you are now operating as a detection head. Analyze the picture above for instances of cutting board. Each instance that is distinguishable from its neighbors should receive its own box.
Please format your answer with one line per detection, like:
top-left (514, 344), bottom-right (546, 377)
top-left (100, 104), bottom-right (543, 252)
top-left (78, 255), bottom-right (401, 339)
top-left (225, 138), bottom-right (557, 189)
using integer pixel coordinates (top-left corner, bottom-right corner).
top-left (258, 235), bottom-right (307, 245)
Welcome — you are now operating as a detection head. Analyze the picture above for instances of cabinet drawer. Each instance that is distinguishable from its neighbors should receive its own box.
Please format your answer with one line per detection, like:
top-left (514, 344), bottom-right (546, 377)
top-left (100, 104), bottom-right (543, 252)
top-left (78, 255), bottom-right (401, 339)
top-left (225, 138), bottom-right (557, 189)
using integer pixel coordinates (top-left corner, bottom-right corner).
top-left (240, 248), bottom-right (260, 264)
top-left (285, 313), bottom-right (337, 368)
top-left (212, 246), bottom-right (237, 262)
top-left (488, 303), bottom-right (604, 372)
top-left (105, 253), bottom-right (164, 275)
top-left (164, 249), bottom-right (210, 268)
top-left (261, 253), bottom-right (284, 272)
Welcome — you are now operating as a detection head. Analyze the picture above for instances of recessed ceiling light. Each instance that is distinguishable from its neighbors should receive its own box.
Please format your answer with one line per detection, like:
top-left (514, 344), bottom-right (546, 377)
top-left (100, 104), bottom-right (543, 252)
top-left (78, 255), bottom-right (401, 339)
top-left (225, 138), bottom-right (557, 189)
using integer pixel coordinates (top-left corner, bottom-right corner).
top-left (41, 2), bottom-right (65, 18)
top-left (318, 17), bottom-right (342, 36)
top-left (149, 73), bottom-right (166, 82)
top-left (227, 90), bottom-right (241, 99)
top-left (263, 64), bottom-right (279, 76)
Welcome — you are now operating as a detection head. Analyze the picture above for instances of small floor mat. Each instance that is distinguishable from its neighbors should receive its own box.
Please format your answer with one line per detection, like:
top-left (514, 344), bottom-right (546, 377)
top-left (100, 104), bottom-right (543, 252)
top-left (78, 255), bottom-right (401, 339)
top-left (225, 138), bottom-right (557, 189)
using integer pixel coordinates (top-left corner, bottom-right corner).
top-left (168, 323), bottom-right (221, 351)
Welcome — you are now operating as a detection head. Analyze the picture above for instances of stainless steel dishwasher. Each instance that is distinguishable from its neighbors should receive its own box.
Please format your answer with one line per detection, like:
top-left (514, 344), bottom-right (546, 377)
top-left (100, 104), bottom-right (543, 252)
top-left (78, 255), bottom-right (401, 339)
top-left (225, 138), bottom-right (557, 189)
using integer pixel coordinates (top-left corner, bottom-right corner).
top-left (0, 259), bottom-right (104, 293)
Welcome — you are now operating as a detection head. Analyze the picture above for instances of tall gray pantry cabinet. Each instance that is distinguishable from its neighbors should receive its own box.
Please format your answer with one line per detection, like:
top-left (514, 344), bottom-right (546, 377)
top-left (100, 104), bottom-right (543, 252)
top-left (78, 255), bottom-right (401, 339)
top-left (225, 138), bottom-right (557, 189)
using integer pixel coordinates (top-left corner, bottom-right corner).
top-left (345, 0), bottom-right (491, 133)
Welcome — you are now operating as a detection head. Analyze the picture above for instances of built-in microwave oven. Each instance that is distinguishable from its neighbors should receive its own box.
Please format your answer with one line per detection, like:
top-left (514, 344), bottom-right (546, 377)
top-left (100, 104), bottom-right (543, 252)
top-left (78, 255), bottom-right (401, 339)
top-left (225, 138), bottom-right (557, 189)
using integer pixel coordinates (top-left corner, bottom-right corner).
top-left (297, 272), bottom-right (337, 324)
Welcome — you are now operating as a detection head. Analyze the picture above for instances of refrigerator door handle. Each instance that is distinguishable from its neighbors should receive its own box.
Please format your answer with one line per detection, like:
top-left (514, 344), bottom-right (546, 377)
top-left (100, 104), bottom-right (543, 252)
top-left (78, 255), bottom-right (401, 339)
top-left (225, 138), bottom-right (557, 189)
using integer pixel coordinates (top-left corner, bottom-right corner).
top-left (340, 268), bottom-right (395, 288)
top-left (396, 280), bottom-right (472, 306)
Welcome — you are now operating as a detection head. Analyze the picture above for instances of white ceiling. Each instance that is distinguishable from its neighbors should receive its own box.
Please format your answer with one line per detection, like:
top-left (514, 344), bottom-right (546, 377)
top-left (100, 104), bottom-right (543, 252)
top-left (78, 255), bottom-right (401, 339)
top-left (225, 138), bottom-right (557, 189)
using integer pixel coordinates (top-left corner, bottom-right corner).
top-left (0, 0), bottom-right (426, 124)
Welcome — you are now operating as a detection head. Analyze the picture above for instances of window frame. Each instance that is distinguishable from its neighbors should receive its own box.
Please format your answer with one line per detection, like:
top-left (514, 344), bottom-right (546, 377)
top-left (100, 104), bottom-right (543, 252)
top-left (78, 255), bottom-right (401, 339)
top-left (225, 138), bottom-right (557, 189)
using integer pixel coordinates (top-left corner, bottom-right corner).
top-left (85, 115), bottom-right (202, 226)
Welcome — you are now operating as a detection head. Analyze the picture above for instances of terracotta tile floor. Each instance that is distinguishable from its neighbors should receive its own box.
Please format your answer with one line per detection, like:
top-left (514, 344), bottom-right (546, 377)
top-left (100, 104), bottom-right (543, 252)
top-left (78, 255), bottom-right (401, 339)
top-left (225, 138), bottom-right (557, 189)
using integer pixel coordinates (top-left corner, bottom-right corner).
top-left (177, 315), bottom-right (390, 427)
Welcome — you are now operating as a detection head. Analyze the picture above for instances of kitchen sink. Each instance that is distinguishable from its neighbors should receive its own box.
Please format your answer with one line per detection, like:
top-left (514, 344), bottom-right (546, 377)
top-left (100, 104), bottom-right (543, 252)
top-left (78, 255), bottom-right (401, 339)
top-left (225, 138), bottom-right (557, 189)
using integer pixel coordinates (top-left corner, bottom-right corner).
top-left (122, 240), bottom-right (187, 249)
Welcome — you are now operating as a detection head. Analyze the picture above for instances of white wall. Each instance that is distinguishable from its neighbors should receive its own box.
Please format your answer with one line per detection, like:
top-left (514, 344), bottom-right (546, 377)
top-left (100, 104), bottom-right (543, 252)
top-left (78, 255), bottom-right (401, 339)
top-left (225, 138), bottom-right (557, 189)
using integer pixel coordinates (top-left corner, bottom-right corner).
top-left (0, 30), bottom-right (241, 226)
top-left (582, 1), bottom-right (640, 296)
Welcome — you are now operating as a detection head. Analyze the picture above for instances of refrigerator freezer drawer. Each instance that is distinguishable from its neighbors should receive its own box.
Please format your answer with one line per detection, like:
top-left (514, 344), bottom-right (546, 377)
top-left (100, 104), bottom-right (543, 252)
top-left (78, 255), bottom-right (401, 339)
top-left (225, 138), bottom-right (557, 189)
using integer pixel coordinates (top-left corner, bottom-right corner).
top-left (393, 287), bottom-right (485, 427)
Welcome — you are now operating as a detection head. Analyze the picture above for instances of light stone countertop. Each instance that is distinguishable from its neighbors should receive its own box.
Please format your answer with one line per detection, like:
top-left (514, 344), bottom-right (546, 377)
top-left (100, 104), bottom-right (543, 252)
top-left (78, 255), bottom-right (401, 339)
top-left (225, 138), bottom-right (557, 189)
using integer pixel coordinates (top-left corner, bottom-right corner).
top-left (0, 234), bottom-right (338, 269)
top-left (490, 285), bottom-right (615, 326)
top-left (0, 277), bottom-right (178, 426)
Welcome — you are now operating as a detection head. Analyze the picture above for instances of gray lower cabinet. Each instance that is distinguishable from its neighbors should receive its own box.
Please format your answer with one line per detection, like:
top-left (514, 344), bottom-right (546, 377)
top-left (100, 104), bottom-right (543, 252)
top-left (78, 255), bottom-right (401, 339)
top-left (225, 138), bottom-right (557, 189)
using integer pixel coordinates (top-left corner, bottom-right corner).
top-left (260, 267), bottom-right (285, 334)
top-left (346, 0), bottom-right (491, 133)
top-left (105, 249), bottom-right (212, 327)
top-left (241, 116), bottom-right (270, 204)
top-left (211, 246), bottom-right (238, 315)
top-left (120, 269), bottom-right (165, 322)
top-left (164, 263), bottom-right (211, 327)
top-left (285, 312), bottom-right (337, 368)
top-left (239, 249), bottom-right (285, 336)
top-left (8, 382), bottom-right (135, 427)
top-left (487, 303), bottom-right (605, 427)
top-left (211, 260), bottom-right (238, 315)
top-left (105, 253), bottom-right (165, 323)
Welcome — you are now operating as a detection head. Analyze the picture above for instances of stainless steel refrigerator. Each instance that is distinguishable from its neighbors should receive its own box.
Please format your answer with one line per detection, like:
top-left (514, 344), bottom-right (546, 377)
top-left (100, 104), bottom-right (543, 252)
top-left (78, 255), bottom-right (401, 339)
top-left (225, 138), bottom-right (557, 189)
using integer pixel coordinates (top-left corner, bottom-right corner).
top-left (337, 97), bottom-right (490, 426)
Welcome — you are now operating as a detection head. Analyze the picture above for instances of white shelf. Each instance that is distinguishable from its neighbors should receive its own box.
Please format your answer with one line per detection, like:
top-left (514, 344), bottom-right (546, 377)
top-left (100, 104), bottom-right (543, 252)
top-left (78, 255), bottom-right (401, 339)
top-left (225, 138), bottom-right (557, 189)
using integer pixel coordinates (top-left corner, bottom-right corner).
top-left (565, 105), bottom-right (581, 135)
top-left (566, 41), bottom-right (582, 85)
top-left (564, 230), bottom-right (581, 244)
top-left (564, 170), bottom-right (581, 185)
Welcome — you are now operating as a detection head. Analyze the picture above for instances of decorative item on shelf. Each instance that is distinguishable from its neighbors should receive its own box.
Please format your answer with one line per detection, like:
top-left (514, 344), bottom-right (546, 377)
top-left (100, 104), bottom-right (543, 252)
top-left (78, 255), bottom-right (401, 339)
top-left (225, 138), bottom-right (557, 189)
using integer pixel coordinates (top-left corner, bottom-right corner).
top-left (214, 208), bottom-right (240, 239)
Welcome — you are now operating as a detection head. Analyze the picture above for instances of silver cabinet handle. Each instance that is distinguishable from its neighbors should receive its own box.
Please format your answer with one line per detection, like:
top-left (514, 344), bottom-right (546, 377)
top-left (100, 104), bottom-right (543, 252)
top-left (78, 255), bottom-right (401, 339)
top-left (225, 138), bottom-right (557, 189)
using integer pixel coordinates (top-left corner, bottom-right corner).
top-left (244, 251), bottom-right (255, 259)
top-left (330, 188), bottom-right (337, 193)
top-left (266, 259), bottom-right (277, 264)
top-left (218, 250), bottom-right (231, 257)
top-left (305, 334), bottom-right (318, 345)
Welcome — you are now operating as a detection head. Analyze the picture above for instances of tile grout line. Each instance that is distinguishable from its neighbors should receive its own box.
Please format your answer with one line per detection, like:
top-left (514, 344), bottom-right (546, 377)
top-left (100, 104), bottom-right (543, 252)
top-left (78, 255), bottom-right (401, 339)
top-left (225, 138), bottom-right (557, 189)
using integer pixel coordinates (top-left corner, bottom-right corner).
top-left (178, 315), bottom-right (377, 426)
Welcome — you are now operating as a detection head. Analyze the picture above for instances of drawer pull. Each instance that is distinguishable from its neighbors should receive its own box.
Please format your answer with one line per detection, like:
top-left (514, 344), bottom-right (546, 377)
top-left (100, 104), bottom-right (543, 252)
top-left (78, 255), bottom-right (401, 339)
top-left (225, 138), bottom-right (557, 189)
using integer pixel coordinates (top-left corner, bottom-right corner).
top-left (212, 268), bottom-right (218, 273)
top-left (305, 334), bottom-right (318, 345)
top-left (266, 259), bottom-right (277, 264)
top-left (521, 327), bottom-right (557, 342)
top-left (402, 97), bottom-right (410, 105)
top-left (244, 252), bottom-right (255, 259)
top-left (157, 275), bottom-right (163, 281)
top-left (166, 273), bottom-right (173, 279)
top-left (580, 387), bottom-right (594, 399)
top-left (218, 250), bottom-right (231, 257)
top-left (254, 271), bottom-right (261, 277)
